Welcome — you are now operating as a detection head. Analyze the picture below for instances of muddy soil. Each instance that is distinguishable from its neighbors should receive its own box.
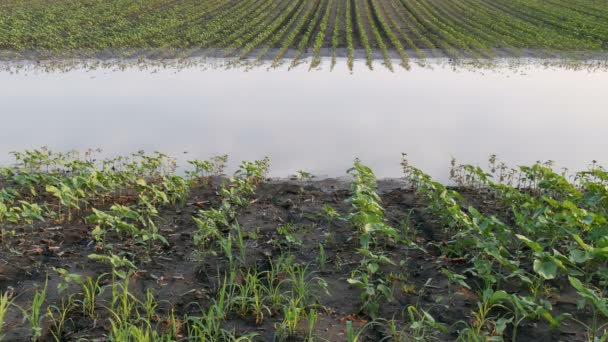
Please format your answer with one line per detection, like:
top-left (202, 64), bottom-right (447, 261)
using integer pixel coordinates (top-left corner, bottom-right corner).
top-left (0, 178), bottom-right (592, 341)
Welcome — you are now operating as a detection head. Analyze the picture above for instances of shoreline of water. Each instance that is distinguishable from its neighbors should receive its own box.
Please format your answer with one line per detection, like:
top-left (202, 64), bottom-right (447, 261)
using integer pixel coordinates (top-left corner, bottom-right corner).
top-left (1, 48), bottom-right (608, 73)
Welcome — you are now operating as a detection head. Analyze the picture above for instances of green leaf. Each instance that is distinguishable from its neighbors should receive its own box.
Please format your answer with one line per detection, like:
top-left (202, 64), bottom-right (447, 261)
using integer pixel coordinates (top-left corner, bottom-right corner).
top-left (572, 234), bottom-right (592, 252)
top-left (57, 282), bottom-right (68, 294)
top-left (91, 225), bottom-right (104, 238)
top-left (377, 284), bottom-right (393, 300)
top-left (347, 278), bottom-right (363, 286)
top-left (489, 290), bottom-right (510, 305)
top-left (533, 259), bottom-right (557, 279)
top-left (87, 253), bottom-right (107, 261)
top-left (535, 307), bottom-right (560, 328)
top-left (569, 249), bottom-right (592, 264)
top-left (45, 185), bottom-right (59, 195)
top-left (515, 234), bottom-right (543, 252)
top-left (367, 262), bottom-right (379, 274)
top-left (495, 317), bottom-right (512, 334)
top-left (580, 215), bottom-right (595, 225)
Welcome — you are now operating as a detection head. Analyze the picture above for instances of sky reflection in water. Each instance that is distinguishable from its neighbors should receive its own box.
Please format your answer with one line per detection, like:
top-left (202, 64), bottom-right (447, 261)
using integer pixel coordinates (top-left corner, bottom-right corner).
top-left (1, 60), bottom-right (607, 181)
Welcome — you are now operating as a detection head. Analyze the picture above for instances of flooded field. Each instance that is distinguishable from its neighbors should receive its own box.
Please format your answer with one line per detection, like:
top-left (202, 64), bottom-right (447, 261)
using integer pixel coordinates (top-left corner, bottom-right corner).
top-left (3, 0), bottom-right (608, 340)
top-left (1, 60), bottom-right (607, 181)
top-left (2, 58), bottom-right (608, 341)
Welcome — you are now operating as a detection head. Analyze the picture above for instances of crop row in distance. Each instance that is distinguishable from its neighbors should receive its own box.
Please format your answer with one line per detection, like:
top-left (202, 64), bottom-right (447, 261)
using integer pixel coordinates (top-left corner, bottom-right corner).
top-left (0, 0), bottom-right (608, 70)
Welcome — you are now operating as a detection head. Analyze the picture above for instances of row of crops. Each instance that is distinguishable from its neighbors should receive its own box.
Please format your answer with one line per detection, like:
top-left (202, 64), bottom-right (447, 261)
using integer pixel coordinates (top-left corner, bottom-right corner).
top-left (0, 0), bottom-right (607, 70)
top-left (1, 149), bottom-right (608, 340)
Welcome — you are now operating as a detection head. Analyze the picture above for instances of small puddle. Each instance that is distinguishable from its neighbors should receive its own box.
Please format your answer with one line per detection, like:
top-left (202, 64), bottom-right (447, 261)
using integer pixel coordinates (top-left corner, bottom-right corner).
top-left (1, 59), bottom-right (607, 181)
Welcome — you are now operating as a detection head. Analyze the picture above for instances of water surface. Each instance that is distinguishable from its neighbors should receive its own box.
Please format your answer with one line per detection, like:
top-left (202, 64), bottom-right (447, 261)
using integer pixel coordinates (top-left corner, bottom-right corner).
top-left (1, 60), bottom-right (606, 181)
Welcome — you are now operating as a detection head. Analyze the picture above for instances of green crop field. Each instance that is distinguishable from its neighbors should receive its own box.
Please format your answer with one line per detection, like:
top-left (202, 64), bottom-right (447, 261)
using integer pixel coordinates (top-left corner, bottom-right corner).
top-left (1, 0), bottom-right (608, 69)
top-left (3, 149), bottom-right (608, 340)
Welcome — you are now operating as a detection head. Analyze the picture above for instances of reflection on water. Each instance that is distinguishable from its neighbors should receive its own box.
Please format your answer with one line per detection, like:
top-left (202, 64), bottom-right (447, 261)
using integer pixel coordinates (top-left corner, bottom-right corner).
top-left (0, 60), bottom-right (607, 181)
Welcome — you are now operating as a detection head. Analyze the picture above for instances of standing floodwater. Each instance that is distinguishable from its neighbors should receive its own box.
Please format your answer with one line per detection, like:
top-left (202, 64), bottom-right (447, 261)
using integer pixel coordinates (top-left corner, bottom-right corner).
top-left (1, 60), bottom-right (607, 181)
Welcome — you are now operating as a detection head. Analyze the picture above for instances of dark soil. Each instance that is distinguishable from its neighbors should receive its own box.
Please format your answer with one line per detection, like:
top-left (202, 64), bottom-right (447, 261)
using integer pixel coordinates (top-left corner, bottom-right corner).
top-left (0, 178), bottom-right (593, 341)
